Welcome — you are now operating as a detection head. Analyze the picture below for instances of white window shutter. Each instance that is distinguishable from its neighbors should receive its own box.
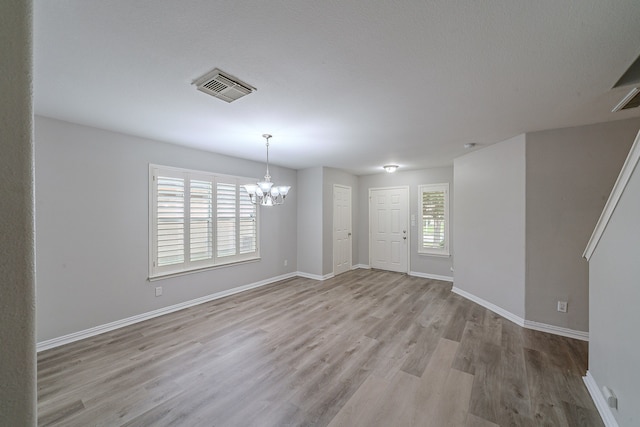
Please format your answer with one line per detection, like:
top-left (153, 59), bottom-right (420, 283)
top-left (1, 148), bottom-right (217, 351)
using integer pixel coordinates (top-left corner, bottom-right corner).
top-left (150, 166), bottom-right (260, 279)
top-left (156, 175), bottom-right (185, 267)
top-left (418, 183), bottom-right (449, 256)
top-left (421, 190), bottom-right (446, 249)
top-left (239, 186), bottom-right (257, 254)
top-left (189, 179), bottom-right (213, 262)
top-left (216, 181), bottom-right (237, 258)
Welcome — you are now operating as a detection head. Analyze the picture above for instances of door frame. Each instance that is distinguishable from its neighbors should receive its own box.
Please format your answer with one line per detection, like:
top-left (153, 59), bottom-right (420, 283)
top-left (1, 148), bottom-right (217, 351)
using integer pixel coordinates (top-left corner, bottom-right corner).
top-left (368, 186), bottom-right (411, 273)
top-left (333, 184), bottom-right (352, 276)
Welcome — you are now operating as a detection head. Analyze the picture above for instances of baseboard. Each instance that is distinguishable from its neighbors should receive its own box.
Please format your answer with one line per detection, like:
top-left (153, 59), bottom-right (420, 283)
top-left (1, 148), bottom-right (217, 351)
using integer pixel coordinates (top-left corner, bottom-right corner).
top-left (583, 371), bottom-right (619, 427)
top-left (524, 319), bottom-right (589, 341)
top-left (408, 271), bottom-right (453, 282)
top-left (352, 264), bottom-right (370, 270)
top-left (452, 286), bottom-right (589, 341)
top-left (36, 272), bottom-right (298, 352)
top-left (451, 286), bottom-right (525, 327)
top-left (296, 271), bottom-right (335, 281)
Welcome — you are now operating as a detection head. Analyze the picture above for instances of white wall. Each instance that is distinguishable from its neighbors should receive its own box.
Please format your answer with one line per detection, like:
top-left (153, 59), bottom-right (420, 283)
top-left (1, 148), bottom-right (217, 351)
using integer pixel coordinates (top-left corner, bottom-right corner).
top-left (525, 119), bottom-right (639, 332)
top-left (35, 117), bottom-right (298, 342)
top-left (588, 153), bottom-right (640, 427)
top-left (0, 1), bottom-right (36, 424)
top-left (454, 135), bottom-right (526, 319)
top-left (296, 167), bottom-right (324, 276)
top-left (357, 167), bottom-right (454, 278)
top-left (323, 167), bottom-right (359, 275)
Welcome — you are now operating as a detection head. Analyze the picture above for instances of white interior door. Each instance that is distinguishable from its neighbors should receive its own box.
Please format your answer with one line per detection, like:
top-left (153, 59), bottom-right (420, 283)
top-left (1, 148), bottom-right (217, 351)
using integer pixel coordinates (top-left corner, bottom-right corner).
top-left (369, 187), bottom-right (409, 273)
top-left (333, 185), bottom-right (352, 276)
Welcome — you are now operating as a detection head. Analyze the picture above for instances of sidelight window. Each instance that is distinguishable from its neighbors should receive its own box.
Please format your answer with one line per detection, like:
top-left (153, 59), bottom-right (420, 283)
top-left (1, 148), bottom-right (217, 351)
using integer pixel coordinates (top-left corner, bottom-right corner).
top-left (418, 183), bottom-right (449, 256)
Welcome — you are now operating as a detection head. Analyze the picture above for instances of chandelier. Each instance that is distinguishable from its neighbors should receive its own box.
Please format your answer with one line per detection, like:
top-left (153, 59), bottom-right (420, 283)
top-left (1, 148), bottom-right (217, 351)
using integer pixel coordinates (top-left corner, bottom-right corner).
top-left (243, 134), bottom-right (291, 206)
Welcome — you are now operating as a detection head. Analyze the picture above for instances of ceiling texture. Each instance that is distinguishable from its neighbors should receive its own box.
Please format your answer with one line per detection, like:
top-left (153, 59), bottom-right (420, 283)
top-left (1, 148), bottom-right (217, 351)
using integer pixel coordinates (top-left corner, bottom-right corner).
top-left (34, 0), bottom-right (640, 175)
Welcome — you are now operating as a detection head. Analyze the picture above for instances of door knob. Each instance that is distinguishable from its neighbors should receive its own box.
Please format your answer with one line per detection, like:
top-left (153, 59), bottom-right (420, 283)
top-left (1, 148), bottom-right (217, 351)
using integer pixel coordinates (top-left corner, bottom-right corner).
top-left (348, 232), bottom-right (352, 236)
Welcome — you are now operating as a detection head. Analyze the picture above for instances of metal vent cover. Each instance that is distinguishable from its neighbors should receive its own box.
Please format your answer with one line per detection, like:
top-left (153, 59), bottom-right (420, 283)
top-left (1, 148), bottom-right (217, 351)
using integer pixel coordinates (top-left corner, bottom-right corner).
top-left (612, 87), bottom-right (640, 112)
top-left (193, 68), bottom-right (256, 103)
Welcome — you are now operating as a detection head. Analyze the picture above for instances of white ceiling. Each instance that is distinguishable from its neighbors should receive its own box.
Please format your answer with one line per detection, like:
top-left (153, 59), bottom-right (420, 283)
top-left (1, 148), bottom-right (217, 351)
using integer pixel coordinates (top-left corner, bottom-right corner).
top-left (34, 1), bottom-right (640, 175)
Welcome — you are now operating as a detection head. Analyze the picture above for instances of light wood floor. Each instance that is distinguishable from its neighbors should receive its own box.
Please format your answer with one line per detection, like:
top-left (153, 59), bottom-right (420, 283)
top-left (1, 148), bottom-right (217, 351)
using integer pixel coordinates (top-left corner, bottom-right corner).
top-left (37, 270), bottom-right (603, 426)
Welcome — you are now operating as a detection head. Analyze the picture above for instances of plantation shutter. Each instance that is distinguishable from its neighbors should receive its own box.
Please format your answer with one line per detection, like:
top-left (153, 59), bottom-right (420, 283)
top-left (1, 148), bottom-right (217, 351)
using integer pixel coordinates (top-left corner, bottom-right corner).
top-left (216, 181), bottom-right (237, 258)
top-left (421, 189), bottom-right (446, 250)
top-left (239, 187), bottom-right (257, 254)
top-left (190, 179), bottom-right (213, 262)
top-left (156, 175), bottom-right (185, 266)
top-left (150, 166), bottom-right (260, 278)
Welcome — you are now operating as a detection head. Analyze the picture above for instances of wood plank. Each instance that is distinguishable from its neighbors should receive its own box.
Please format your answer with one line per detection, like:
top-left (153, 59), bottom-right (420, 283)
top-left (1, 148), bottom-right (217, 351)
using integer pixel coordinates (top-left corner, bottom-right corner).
top-left (326, 375), bottom-right (390, 427)
top-left (498, 319), bottom-right (532, 424)
top-left (350, 370), bottom-right (421, 427)
top-left (451, 320), bottom-right (483, 375)
top-left (425, 368), bottom-right (474, 427)
top-left (412, 338), bottom-right (459, 423)
top-left (467, 342), bottom-right (502, 424)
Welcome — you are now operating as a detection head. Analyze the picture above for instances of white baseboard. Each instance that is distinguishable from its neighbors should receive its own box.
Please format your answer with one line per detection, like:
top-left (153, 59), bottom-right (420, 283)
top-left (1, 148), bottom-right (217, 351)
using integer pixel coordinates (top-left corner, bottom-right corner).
top-left (352, 264), bottom-right (370, 270)
top-left (409, 271), bottom-right (454, 282)
top-left (295, 271), bottom-right (335, 281)
top-left (524, 319), bottom-right (589, 341)
top-left (36, 272), bottom-right (298, 352)
top-left (452, 286), bottom-right (525, 327)
top-left (583, 371), bottom-right (619, 427)
top-left (451, 286), bottom-right (589, 341)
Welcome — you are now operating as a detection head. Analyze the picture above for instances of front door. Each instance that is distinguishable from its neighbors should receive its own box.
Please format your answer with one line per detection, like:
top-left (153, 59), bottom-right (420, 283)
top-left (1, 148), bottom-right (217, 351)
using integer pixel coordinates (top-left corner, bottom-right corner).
top-left (369, 187), bottom-right (409, 273)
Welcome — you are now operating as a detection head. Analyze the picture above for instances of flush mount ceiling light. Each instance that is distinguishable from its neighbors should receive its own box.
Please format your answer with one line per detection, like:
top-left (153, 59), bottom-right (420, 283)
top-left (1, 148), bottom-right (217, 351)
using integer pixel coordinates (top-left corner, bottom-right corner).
top-left (383, 165), bottom-right (399, 173)
top-left (464, 143), bottom-right (477, 149)
top-left (243, 134), bottom-right (291, 206)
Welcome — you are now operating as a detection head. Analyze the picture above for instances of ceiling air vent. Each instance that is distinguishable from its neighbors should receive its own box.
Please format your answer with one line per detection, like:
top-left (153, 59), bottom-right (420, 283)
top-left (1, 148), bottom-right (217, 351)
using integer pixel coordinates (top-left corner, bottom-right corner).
top-left (193, 68), bottom-right (256, 103)
top-left (612, 87), bottom-right (640, 112)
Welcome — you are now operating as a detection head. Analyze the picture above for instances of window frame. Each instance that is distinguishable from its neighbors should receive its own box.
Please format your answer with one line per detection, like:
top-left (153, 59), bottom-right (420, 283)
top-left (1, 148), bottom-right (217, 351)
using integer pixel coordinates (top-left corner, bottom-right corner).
top-left (149, 164), bottom-right (260, 280)
top-left (418, 183), bottom-right (450, 257)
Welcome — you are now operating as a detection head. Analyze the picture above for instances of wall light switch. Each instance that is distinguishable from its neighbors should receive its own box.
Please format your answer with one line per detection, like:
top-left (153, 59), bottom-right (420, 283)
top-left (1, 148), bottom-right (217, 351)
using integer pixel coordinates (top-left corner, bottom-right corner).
top-left (155, 286), bottom-right (163, 297)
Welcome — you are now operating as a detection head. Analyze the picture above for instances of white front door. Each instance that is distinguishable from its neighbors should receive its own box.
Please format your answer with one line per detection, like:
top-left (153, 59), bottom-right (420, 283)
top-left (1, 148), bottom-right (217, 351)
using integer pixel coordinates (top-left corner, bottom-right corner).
top-left (333, 185), bottom-right (352, 276)
top-left (369, 187), bottom-right (409, 273)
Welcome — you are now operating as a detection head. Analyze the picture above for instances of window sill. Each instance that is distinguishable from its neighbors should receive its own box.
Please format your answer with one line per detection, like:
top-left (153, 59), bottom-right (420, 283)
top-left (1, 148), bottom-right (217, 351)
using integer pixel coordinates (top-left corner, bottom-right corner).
top-left (417, 251), bottom-right (450, 258)
top-left (148, 257), bottom-right (261, 282)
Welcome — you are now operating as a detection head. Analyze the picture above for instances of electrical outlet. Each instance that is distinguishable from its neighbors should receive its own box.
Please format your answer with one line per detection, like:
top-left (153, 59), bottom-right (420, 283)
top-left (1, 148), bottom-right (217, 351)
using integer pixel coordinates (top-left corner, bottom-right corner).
top-left (155, 286), bottom-right (163, 297)
top-left (557, 301), bottom-right (567, 313)
top-left (284, 259), bottom-right (288, 267)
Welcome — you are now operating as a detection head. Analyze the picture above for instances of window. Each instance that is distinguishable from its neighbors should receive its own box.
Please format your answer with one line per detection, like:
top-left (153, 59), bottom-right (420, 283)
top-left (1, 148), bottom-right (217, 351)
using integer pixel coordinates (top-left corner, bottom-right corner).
top-left (150, 165), bottom-right (258, 278)
top-left (418, 183), bottom-right (449, 256)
